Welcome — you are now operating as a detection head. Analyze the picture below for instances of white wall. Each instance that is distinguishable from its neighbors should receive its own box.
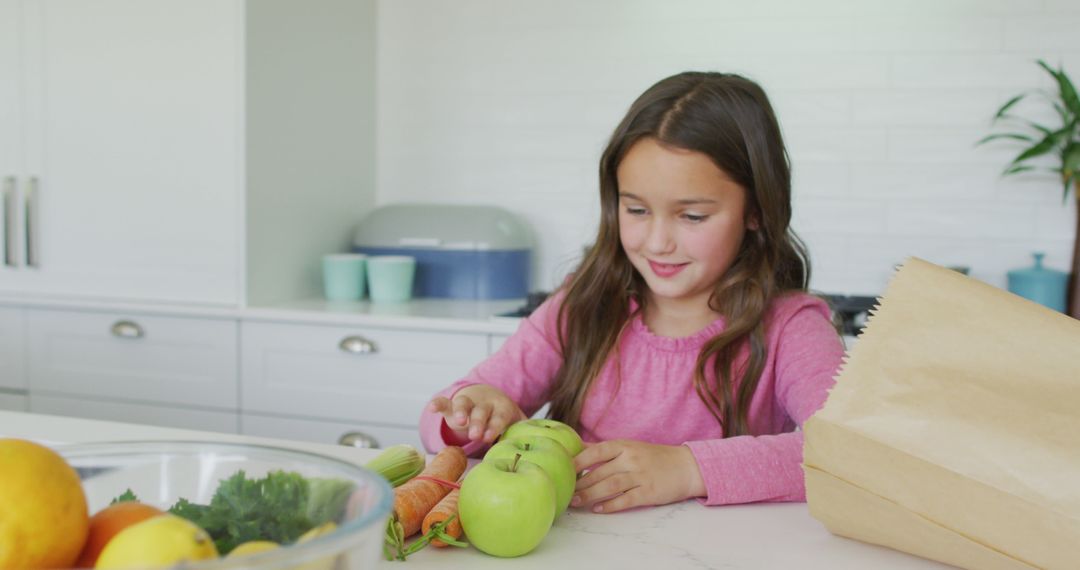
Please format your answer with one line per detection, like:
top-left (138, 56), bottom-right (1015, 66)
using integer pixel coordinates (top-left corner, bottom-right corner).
top-left (375, 0), bottom-right (1080, 295)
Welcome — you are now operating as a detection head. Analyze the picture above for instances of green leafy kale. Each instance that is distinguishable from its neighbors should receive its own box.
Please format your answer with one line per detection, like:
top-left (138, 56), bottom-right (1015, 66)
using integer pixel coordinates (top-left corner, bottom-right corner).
top-left (109, 489), bottom-right (139, 505)
top-left (169, 470), bottom-right (302, 554)
top-left (305, 477), bottom-right (355, 526)
top-left (104, 470), bottom-right (355, 555)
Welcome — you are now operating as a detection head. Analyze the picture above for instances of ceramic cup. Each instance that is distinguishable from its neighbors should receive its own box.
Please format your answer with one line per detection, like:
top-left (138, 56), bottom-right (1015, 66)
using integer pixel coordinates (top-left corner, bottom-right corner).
top-left (367, 255), bottom-right (417, 303)
top-left (322, 253), bottom-right (367, 301)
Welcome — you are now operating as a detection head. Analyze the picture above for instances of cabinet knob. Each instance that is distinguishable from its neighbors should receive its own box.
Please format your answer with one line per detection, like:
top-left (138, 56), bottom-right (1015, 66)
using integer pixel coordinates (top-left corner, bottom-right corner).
top-left (338, 431), bottom-right (380, 449)
top-left (339, 335), bottom-right (377, 354)
top-left (110, 320), bottom-right (144, 339)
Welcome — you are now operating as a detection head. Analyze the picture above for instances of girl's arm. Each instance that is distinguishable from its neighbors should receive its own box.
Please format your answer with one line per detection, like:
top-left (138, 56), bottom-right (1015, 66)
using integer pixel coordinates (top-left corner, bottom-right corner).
top-left (418, 294), bottom-right (566, 456)
top-left (684, 300), bottom-right (844, 506)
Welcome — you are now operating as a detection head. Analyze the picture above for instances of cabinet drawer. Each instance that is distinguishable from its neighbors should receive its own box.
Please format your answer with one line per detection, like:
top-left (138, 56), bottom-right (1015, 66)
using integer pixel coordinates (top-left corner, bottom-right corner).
top-left (0, 392), bottom-right (28, 412)
top-left (0, 307), bottom-right (25, 390)
top-left (241, 412), bottom-right (421, 451)
top-left (241, 321), bottom-right (486, 426)
top-left (30, 394), bottom-right (238, 434)
top-left (488, 333), bottom-right (510, 355)
top-left (28, 309), bottom-right (238, 408)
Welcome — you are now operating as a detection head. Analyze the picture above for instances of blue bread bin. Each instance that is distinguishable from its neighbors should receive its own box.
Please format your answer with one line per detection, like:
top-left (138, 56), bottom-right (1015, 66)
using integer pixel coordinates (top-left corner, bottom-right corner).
top-left (1006, 252), bottom-right (1068, 312)
top-left (352, 204), bottom-right (533, 300)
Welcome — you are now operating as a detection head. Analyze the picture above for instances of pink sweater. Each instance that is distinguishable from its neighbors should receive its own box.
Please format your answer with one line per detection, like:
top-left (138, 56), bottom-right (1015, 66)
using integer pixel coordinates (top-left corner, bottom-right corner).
top-left (418, 292), bottom-right (844, 506)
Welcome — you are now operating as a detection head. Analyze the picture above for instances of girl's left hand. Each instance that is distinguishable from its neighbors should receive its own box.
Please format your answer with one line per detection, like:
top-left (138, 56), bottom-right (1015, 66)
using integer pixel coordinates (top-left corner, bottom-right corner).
top-left (571, 439), bottom-right (707, 514)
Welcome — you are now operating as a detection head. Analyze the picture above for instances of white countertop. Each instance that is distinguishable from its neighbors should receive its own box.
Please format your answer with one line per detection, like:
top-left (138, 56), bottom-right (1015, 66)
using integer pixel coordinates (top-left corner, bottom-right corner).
top-left (0, 294), bottom-right (523, 334)
top-left (0, 411), bottom-right (947, 569)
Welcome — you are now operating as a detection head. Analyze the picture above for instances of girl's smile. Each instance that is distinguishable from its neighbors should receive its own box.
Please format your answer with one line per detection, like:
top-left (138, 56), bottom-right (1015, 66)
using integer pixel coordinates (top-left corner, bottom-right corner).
top-left (647, 259), bottom-right (689, 278)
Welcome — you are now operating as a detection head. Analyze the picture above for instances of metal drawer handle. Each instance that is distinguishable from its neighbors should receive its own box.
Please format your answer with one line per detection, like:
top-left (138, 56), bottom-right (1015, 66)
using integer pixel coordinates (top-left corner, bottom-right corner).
top-left (2, 176), bottom-right (15, 267)
top-left (338, 431), bottom-right (380, 449)
top-left (25, 177), bottom-right (38, 268)
top-left (339, 335), bottom-right (377, 354)
top-left (110, 320), bottom-right (144, 339)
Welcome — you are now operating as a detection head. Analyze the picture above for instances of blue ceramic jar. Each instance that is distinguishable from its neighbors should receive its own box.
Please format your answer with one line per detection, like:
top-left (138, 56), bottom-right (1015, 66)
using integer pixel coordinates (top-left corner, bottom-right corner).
top-left (1007, 252), bottom-right (1068, 312)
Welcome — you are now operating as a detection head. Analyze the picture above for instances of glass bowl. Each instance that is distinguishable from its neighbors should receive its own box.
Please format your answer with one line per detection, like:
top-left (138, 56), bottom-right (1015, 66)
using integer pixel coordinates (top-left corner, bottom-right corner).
top-left (58, 441), bottom-right (393, 570)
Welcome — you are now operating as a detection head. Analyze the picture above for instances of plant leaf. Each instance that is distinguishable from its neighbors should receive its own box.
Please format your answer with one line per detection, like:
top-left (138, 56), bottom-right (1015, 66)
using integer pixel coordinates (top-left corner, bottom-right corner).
top-left (1038, 59), bottom-right (1080, 118)
top-left (975, 132), bottom-right (1034, 146)
top-left (1052, 101), bottom-right (1069, 123)
top-left (1022, 119), bottom-right (1053, 136)
top-left (1064, 143), bottom-right (1080, 174)
top-left (1009, 128), bottom-right (1066, 166)
top-left (992, 93), bottom-right (1027, 121)
top-left (1003, 164), bottom-right (1037, 176)
top-left (1063, 144), bottom-right (1080, 202)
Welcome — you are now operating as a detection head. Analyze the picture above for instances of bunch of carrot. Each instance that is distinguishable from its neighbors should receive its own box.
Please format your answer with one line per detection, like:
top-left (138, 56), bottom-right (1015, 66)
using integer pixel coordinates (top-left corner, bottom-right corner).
top-left (384, 445), bottom-right (469, 561)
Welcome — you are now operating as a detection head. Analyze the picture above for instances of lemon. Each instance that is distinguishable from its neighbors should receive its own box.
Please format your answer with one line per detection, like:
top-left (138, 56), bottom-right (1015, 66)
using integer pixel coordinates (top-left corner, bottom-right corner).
top-left (0, 438), bottom-right (89, 569)
top-left (288, 522), bottom-right (339, 570)
top-left (95, 514), bottom-right (218, 569)
top-left (297, 521), bottom-right (337, 543)
top-left (226, 540), bottom-right (280, 558)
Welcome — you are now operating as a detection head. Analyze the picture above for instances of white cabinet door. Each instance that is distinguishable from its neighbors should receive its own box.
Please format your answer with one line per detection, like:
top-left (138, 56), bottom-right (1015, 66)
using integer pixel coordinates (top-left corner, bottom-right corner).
top-left (4, 0), bottom-right (242, 304)
top-left (30, 393), bottom-right (237, 434)
top-left (241, 321), bottom-right (486, 428)
top-left (488, 333), bottom-right (510, 355)
top-left (0, 306), bottom-right (24, 390)
top-left (0, 392), bottom-right (27, 412)
top-left (27, 308), bottom-right (239, 409)
top-left (0, 0), bottom-right (21, 275)
top-left (241, 413), bottom-right (422, 451)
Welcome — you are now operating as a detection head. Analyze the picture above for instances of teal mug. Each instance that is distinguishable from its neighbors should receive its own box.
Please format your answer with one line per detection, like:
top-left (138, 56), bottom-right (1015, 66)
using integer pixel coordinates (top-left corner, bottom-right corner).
top-left (1007, 252), bottom-right (1068, 312)
top-left (322, 253), bottom-right (367, 301)
top-left (367, 255), bottom-right (417, 303)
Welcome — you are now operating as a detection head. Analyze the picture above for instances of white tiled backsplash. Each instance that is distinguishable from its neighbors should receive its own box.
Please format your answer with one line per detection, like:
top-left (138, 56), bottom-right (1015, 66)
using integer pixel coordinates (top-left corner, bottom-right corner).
top-left (375, 0), bottom-right (1079, 295)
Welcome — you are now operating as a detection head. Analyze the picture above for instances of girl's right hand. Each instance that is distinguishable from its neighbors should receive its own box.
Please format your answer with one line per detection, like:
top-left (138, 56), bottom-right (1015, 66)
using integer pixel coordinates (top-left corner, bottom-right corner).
top-left (427, 384), bottom-right (527, 445)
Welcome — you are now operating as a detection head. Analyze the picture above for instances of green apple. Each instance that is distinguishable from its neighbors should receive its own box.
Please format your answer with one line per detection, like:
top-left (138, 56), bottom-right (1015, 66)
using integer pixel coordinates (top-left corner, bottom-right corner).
top-left (458, 454), bottom-right (556, 558)
top-left (502, 418), bottom-right (584, 456)
top-left (485, 435), bottom-right (575, 518)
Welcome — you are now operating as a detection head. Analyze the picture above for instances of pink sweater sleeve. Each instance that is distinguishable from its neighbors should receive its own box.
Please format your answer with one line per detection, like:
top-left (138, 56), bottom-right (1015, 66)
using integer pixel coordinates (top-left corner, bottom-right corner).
top-left (418, 295), bottom-right (565, 457)
top-left (683, 302), bottom-right (844, 505)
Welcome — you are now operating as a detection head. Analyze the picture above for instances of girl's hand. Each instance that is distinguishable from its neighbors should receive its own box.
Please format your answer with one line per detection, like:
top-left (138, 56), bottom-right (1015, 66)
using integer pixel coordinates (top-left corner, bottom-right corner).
top-left (427, 384), bottom-right (527, 445)
top-left (571, 439), bottom-right (707, 513)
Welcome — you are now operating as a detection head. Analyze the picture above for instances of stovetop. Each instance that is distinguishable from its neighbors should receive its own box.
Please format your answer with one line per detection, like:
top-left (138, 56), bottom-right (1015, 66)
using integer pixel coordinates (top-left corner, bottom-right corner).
top-left (500, 291), bottom-right (877, 336)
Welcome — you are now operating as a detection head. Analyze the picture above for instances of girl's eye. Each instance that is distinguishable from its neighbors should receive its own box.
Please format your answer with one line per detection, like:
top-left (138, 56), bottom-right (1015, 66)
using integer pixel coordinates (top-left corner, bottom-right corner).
top-left (683, 213), bottom-right (708, 223)
top-left (625, 206), bottom-right (647, 216)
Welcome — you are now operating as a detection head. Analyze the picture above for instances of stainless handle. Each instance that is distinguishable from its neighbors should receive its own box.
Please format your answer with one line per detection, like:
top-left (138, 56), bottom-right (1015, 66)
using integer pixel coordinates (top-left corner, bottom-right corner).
top-left (338, 431), bottom-right (380, 449)
top-left (24, 177), bottom-right (38, 268)
top-left (110, 320), bottom-right (144, 339)
top-left (338, 335), bottom-right (377, 354)
top-left (2, 177), bottom-right (15, 267)
top-left (25, 177), bottom-right (38, 268)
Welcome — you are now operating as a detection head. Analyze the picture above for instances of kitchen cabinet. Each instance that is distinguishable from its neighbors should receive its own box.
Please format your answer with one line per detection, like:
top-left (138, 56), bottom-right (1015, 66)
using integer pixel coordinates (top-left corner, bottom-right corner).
top-left (4, 296), bottom-right (519, 441)
top-left (488, 333), bottom-right (511, 354)
top-left (0, 393), bottom-right (26, 412)
top-left (0, 306), bottom-right (24, 391)
top-left (29, 393), bottom-right (237, 433)
top-left (240, 320), bottom-right (489, 448)
top-left (241, 412), bottom-right (422, 451)
top-left (26, 307), bottom-right (239, 410)
top-left (0, 0), bottom-right (375, 307)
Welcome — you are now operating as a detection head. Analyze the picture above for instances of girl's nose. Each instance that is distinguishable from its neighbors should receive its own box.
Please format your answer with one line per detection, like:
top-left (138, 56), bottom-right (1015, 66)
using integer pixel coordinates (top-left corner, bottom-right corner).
top-left (644, 218), bottom-right (676, 255)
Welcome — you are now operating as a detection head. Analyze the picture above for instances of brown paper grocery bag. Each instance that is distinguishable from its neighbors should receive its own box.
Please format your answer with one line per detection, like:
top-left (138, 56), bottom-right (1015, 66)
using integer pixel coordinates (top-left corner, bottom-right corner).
top-left (804, 257), bottom-right (1080, 570)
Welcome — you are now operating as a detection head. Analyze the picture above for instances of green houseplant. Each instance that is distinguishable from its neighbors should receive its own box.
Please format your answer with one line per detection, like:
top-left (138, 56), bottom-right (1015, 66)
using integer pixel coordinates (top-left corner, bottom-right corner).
top-left (978, 60), bottom-right (1080, 318)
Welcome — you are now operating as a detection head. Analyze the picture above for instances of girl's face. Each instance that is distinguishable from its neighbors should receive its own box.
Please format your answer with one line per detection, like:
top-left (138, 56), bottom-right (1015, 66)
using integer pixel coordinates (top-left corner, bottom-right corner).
top-left (616, 137), bottom-right (753, 312)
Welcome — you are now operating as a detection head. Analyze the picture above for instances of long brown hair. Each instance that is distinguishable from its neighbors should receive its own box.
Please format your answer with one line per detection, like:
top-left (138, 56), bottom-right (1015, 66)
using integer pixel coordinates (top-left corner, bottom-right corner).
top-left (546, 71), bottom-right (810, 437)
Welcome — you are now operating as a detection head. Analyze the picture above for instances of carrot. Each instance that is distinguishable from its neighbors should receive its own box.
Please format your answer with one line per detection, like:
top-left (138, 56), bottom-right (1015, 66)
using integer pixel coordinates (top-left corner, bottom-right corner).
top-left (392, 446), bottom-right (467, 537)
top-left (421, 488), bottom-right (461, 547)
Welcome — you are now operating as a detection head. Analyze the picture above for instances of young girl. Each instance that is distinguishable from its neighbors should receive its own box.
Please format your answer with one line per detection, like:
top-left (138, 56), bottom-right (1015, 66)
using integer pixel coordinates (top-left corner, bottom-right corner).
top-left (420, 71), bottom-right (844, 513)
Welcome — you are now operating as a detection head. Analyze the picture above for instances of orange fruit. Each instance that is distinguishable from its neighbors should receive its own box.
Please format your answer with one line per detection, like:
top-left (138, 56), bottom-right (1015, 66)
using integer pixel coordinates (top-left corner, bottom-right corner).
top-left (75, 502), bottom-right (164, 568)
top-left (0, 438), bottom-right (90, 569)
